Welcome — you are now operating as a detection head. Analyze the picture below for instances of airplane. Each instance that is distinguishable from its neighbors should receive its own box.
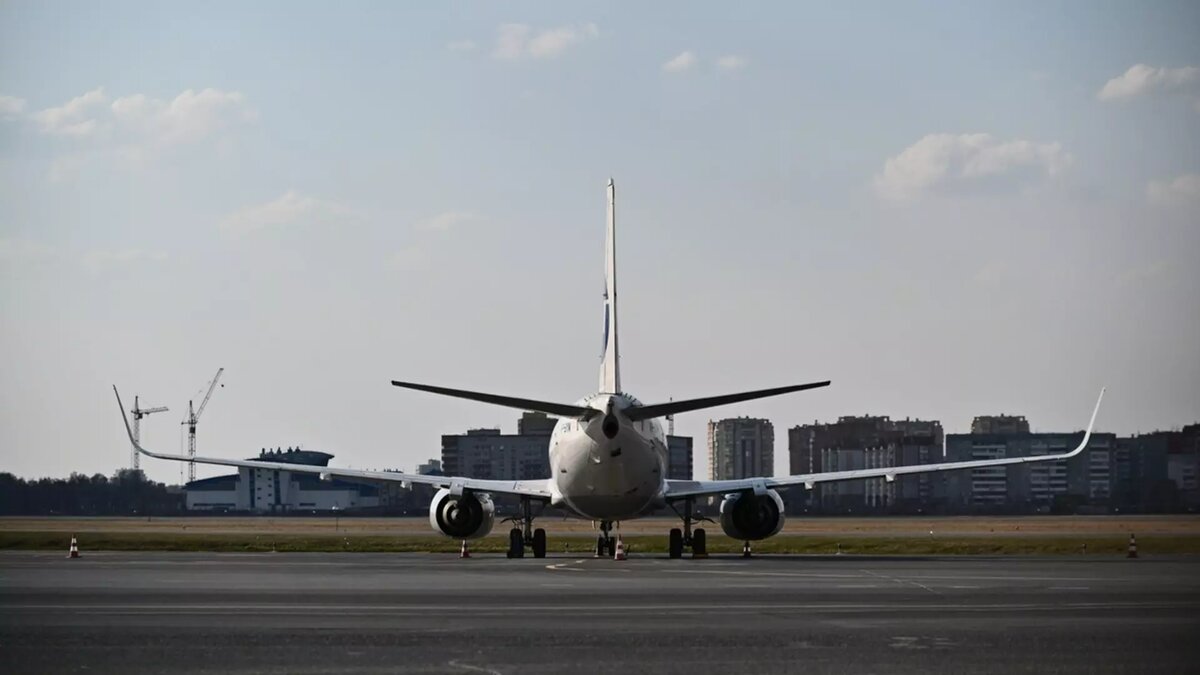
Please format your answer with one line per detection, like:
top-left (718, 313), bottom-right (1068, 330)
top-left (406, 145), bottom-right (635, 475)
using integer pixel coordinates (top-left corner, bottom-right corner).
top-left (114, 178), bottom-right (1106, 560)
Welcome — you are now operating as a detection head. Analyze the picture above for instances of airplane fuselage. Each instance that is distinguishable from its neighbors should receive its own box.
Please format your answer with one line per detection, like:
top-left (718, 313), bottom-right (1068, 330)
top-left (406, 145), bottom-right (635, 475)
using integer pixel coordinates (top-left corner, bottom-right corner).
top-left (548, 393), bottom-right (668, 520)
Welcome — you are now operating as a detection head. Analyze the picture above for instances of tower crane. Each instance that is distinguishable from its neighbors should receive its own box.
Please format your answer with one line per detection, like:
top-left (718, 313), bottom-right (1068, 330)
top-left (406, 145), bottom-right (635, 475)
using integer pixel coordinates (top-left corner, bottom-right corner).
top-left (182, 367), bottom-right (224, 483)
top-left (129, 396), bottom-right (168, 471)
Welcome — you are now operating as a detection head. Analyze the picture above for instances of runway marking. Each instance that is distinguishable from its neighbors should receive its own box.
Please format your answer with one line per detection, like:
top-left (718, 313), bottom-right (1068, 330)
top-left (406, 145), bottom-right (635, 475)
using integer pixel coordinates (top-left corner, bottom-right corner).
top-left (11, 600), bottom-right (1190, 616)
top-left (1048, 586), bottom-right (1090, 591)
top-left (544, 559), bottom-right (588, 572)
top-left (860, 569), bottom-right (941, 595)
top-left (448, 660), bottom-right (504, 675)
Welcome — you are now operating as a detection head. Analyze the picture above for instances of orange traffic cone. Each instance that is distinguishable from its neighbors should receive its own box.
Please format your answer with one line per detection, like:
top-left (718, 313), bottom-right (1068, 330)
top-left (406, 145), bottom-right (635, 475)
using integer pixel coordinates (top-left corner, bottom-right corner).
top-left (67, 536), bottom-right (80, 559)
top-left (613, 537), bottom-right (627, 561)
top-left (1127, 533), bottom-right (1138, 559)
top-left (460, 540), bottom-right (471, 558)
top-left (742, 541), bottom-right (752, 558)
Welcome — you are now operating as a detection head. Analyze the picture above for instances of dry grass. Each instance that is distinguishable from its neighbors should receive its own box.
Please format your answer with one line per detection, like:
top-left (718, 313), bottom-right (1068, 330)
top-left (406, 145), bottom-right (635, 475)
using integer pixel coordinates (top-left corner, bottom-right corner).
top-left (2, 515), bottom-right (1198, 555)
top-left (2, 514), bottom-right (1197, 537)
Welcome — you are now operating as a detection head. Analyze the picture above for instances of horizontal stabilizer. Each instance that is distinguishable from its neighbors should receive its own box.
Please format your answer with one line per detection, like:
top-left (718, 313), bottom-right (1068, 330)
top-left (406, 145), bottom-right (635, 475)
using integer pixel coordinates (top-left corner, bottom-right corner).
top-left (625, 380), bottom-right (831, 421)
top-left (391, 380), bottom-right (595, 419)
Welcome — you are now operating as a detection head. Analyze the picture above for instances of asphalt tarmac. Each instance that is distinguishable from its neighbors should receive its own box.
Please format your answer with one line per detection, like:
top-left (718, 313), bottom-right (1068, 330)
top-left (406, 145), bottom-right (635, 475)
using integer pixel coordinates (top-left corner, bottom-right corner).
top-left (2, 551), bottom-right (1197, 674)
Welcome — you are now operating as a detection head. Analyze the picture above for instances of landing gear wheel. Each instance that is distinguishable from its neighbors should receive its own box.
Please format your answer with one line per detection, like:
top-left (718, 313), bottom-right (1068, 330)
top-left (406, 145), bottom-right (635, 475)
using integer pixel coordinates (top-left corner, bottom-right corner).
top-left (668, 528), bottom-right (683, 559)
top-left (507, 527), bottom-right (525, 559)
top-left (595, 535), bottom-right (608, 558)
top-left (692, 528), bottom-right (708, 558)
top-left (532, 528), bottom-right (547, 558)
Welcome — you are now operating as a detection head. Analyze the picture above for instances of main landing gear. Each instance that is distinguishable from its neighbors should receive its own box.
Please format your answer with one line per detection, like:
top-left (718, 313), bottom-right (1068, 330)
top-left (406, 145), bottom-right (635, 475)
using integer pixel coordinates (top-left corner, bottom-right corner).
top-left (668, 497), bottom-right (709, 559)
top-left (506, 497), bottom-right (547, 559)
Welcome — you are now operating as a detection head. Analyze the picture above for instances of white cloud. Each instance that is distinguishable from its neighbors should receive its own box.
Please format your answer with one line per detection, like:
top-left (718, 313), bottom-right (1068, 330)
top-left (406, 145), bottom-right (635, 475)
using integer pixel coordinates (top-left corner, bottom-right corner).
top-left (1097, 64), bottom-right (1199, 101)
top-left (492, 22), bottom-right (598, 60)
top-left (416, 211), bottom-right (476, 231)
top-left (874, 133), bottom-right (1071, 201)
top-left (110, 88), bottom-right (253, 147)
top-left (218, 190), bottom-right (354, 236)
top-left (82, 248), bottom-right (168, 273)
top-left (0, 238), bottom-right (57, 266)
top-left (0, 95), bottom-right (26, 120)
top-left (446, 39), bottom-right (476, 52)
top-left (662, 51), bottom-right (697, 73)
top-left (33, 87), bottom-right (108, 137)
top-left (1146, 174), bottom-right (1200, 209)
top-left (715, 55), bottom-right (749, 72)
top-left (30, 86), bottom-right (254, 153)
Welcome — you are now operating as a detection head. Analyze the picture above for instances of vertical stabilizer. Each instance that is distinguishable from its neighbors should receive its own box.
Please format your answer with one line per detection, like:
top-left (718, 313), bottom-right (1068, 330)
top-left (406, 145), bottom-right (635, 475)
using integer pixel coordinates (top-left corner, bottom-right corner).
top-left (599, 178), bottom-right (621, 393)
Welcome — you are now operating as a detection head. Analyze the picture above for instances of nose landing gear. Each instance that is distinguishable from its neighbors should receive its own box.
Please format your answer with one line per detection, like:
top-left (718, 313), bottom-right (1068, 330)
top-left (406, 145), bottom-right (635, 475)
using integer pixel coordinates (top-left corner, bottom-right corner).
top-left (668, 497), bottom-right (710, 559)
top-left (505, 497), bottom-right (547, 559)
top-left (595, 520), bottom-right (616, 557)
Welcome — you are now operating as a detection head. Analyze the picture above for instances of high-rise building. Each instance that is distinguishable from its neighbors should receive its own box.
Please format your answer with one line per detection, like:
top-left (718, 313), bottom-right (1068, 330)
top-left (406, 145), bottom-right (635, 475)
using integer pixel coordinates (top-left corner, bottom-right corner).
top-left (943, 429), bottom-right (1117, 513)
top-left (667, 435), bottom-right (693, 481)
top-left (788, 416), bottom-right (944, 514)
top-left (443, 411), bottom-right (693, 482)
top-left (971, 415), bottom-right (1031, 435)
top-left (708, 418), bottom-right (773, 481)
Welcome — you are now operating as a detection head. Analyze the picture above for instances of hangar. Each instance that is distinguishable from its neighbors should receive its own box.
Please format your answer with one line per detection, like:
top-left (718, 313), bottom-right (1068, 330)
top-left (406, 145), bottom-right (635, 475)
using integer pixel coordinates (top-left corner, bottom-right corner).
top-left (185, 448), bottom-right (379, 513)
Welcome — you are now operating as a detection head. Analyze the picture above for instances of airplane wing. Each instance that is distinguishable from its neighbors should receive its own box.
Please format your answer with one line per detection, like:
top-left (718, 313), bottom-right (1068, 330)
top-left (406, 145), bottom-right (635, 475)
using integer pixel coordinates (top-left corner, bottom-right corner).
top-left (664, 388), bottom-right (1105, 500)
top-left (113, 387), bottom-right (552, 500)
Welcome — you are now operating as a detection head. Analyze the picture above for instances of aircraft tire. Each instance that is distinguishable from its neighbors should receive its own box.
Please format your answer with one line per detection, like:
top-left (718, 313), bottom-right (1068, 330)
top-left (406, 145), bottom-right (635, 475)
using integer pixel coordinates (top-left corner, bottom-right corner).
top-left (532, 528), bottom-right (547, 558)
top-left (668, 528), bottom-right (683, 559)
top-left (508, 527), bottom-right (524, 558)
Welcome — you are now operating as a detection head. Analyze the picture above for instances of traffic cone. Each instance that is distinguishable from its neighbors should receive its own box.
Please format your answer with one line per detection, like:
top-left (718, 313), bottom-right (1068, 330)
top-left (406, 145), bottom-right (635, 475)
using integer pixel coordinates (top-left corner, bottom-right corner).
top-left (460, 540), bottom-right (471, 559)
top-left (742, 541), bottom-right (752, 558)
top-left (1127, 534), bottom-right (1137, 559)
top-left (613, 537), bottom-right (626, 561)
top-left (66, 536), bottom-right (80, 559)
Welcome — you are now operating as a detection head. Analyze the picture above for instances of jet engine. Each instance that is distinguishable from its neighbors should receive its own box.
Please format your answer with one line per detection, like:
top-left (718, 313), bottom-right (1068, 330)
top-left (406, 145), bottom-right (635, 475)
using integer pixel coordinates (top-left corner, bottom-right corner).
top-left (428, 488), bottom-right (495, 540)
top-left (719, 489), bottom-right (785, 540)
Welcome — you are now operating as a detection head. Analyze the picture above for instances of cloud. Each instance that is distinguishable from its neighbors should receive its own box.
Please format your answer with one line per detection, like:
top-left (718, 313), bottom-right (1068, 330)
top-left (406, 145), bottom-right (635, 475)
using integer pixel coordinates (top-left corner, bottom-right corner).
top-left (662, 51), bottom-right (697, 73)
top-left (1097, 64), bottom-right (1199, 101)
top-left (416, 211), bottom-right (476, 231)
top-left (492, 22), bottom-right (598, 60)
top-left (446, 39), bottom-right (476, 52)
top-left (0, 95), bottom-right (26, 120)
top-left (0, 238), bottom-right (57, 267)
top-left (218, 190), bottom-right (354, 236)
top-left (82, 248), bottom-right (168, 273)
top-left (874, 133), bottom-right (1071, 200)
top-left (33, 87), bottom-right (108, 137)
top-left (110, 88), bottom-right (253, 147)
top-left (715, 55), bottom-right (749, 72)
top-left (1146, 173), bottom-right (1200, 209)
top-left (30, 86), bottom-right (254, 153)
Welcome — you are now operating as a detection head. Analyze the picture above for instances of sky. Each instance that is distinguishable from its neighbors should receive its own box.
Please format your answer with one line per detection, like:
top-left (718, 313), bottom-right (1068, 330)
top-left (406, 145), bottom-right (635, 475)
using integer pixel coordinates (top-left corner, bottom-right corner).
top-left (1, 1), bottom-right (1198, 484)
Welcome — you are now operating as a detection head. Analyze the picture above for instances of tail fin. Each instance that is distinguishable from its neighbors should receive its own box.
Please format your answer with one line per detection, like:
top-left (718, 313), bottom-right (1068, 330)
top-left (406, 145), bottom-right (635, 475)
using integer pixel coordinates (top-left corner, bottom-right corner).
top-left (599, 178), bottom-right (621, 393)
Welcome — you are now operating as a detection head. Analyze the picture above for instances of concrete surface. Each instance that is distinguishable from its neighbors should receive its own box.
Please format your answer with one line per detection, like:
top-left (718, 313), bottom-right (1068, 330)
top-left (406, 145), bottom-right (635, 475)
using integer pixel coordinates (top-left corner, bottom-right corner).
top-left (2, 551), bottom-right (1197, 674)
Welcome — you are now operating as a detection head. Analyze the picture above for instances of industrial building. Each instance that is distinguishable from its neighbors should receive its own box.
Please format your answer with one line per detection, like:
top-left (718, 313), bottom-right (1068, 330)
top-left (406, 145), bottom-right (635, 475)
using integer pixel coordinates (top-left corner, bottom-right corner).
top-left (707, 417), bottom-right (773, 481)
top-left (185, 448), bottom-right (380, 513)
top-left (788, 416), bottom-right (944, 514)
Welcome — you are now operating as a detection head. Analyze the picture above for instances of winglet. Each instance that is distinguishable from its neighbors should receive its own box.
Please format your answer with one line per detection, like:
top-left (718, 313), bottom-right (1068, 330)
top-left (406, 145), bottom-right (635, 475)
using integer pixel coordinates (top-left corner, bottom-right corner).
top-left (1066, 387), bottom-right (1106, 458)
top-left (113, 385), bottom-right (139, 450)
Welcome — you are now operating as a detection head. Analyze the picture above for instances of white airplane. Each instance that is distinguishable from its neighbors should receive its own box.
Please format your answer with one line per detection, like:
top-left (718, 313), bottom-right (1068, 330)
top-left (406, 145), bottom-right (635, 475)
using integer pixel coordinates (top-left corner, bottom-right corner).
top-left (115, 179), bottom-right (1105, 559)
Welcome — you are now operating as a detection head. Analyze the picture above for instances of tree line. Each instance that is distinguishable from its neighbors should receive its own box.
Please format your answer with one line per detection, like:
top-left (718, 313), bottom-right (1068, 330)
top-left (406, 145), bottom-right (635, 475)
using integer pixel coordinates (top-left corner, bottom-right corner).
top-left (0, 470), bottom-right (185, 516)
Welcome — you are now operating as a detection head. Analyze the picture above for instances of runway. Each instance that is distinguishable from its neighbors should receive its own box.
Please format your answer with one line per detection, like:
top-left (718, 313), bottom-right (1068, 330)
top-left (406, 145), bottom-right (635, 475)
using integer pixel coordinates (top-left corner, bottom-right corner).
top-left (2, 552), bottom-right (1197, 674)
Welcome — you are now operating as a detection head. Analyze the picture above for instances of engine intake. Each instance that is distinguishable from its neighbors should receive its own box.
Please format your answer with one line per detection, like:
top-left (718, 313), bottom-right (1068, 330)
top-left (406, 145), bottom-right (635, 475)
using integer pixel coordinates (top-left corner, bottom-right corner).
top-left (719, 490), bottom-right (785, 541)
top-left (429, 488), bottom-right (495, 540)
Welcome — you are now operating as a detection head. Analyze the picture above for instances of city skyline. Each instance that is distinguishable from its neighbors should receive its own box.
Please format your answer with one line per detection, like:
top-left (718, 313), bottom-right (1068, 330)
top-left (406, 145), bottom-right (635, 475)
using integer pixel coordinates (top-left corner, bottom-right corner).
top-left (2, 3), bottom-right (1198, 484)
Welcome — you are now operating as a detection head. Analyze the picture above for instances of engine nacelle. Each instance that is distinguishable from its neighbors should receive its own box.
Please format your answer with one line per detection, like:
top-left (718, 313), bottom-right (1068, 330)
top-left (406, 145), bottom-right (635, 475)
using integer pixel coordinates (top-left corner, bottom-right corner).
top-left (719, 490), bottom-right (785, 541)
top-left (428, 488), bottom-right (495, 540)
